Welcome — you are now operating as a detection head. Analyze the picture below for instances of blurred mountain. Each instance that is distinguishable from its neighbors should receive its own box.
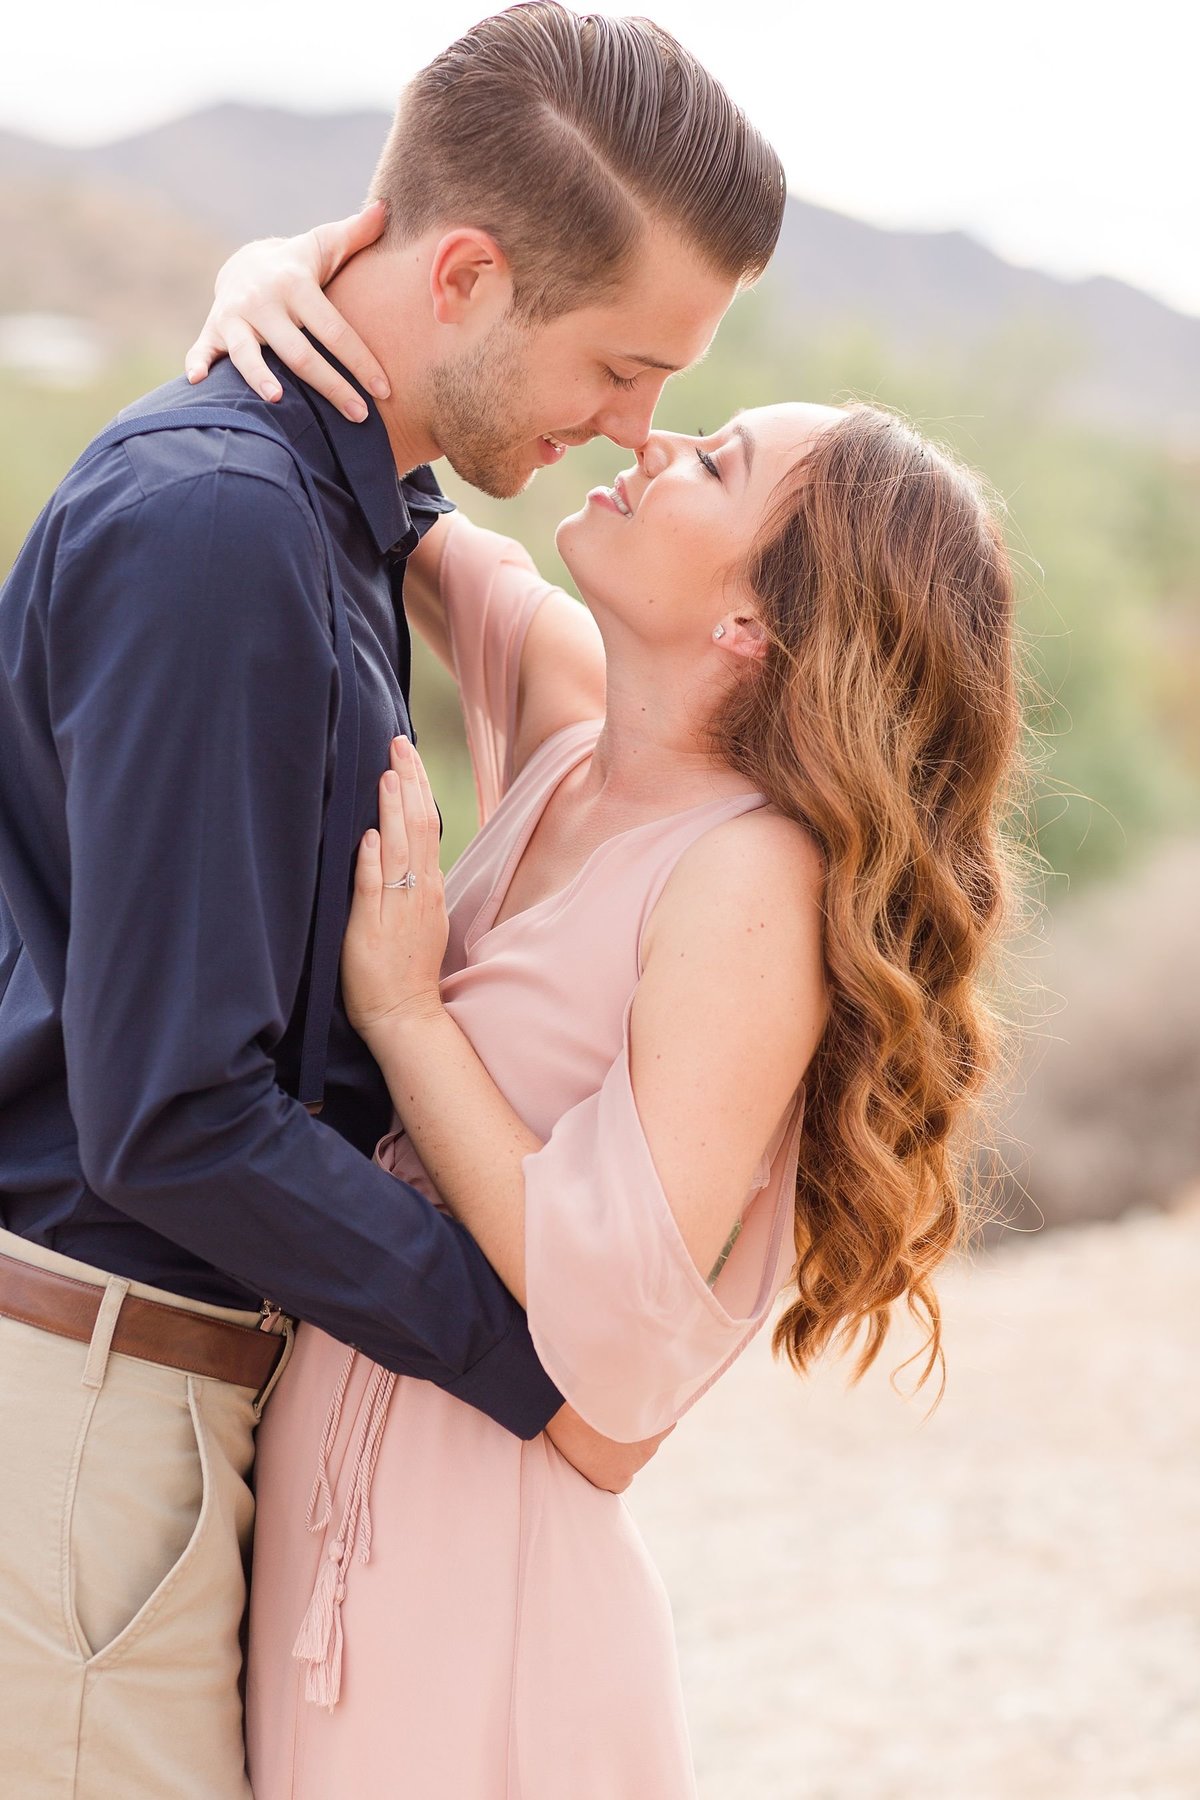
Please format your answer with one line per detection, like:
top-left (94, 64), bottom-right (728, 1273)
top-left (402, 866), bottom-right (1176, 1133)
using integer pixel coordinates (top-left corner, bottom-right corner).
top-left (0, 106), bottom-right (389, 241)
top-left (1, 102), bottom-right (1198, 441)
top-left (768, 201), bottom-right (1200, 446)
top-left (0, 174), bottom-right (230, 342)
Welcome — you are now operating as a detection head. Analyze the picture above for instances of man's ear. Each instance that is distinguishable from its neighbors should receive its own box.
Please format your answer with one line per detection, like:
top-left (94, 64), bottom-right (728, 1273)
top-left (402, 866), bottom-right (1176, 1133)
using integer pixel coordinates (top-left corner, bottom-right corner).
top-left (713, 613), bottom-right (769, 662)
top-left (429, 229), bottom-right (513, 325)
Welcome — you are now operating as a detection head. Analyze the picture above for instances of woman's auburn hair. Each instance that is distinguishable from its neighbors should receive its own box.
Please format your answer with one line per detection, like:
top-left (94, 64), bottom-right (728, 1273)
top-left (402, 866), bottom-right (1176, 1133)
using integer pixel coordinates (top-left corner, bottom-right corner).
top-left (370, 2), bottom-right (785, 318)
top-left (715, 405), bottom-right (1027, 1399)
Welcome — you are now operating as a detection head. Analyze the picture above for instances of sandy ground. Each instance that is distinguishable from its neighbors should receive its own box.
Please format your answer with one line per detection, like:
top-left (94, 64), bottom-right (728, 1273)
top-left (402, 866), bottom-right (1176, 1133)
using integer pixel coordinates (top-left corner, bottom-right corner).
top-left (627, 1199), bottom-right (1200, 1800)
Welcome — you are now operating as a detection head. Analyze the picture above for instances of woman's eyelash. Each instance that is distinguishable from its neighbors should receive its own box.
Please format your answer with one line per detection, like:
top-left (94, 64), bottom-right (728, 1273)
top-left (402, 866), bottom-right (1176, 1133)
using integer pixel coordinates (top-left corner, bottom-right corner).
top-left (695, 446), bottom-right (721, 479)
top-left (606, 369), bottom-right (640, 392)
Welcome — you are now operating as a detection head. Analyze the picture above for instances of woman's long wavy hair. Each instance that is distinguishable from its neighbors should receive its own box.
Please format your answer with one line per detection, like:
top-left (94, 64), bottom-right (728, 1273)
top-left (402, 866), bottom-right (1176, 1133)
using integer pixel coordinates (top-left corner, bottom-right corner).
top-left (714, 404), bottom-right (1026, 1400)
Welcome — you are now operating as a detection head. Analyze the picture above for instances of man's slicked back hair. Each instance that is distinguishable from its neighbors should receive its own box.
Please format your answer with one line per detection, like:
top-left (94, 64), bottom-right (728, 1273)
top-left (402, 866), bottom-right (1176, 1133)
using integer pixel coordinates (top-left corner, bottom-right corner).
top-left (370, 2), bottom-right (786, 319)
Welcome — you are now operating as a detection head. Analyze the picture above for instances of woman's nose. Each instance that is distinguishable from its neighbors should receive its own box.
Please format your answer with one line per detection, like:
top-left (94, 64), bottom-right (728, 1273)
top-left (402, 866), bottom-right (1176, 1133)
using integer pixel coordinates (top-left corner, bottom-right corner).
top-left (636, 431), bottom-right (682, 478)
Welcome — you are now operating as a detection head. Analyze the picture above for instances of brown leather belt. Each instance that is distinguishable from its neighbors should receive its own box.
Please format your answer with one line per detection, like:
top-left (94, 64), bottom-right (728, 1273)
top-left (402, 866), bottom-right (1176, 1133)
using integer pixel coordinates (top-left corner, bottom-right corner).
top-left (0, 1250), bottom-right (288, 1392)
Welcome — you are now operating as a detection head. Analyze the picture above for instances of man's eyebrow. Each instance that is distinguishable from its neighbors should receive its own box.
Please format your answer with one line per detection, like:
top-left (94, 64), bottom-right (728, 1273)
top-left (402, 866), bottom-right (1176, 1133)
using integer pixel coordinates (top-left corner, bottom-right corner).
top-left (615, 343), bottom-right (714, 376)
top-left (730, 419), bottom-right (755, 481)
top-left (619, 353), bottom-right (681, 373)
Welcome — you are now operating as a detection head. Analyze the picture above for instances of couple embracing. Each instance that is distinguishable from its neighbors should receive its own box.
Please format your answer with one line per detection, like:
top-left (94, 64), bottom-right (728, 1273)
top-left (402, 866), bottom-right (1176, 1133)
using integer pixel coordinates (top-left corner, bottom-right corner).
top-left (0, 5), bottom-right (1023, 1796)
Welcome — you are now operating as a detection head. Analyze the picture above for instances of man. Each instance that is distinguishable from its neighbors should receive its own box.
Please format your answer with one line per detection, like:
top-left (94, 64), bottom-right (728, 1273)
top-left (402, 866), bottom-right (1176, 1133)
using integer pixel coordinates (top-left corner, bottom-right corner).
top-left (0, 4), bottom-right (785, 1794)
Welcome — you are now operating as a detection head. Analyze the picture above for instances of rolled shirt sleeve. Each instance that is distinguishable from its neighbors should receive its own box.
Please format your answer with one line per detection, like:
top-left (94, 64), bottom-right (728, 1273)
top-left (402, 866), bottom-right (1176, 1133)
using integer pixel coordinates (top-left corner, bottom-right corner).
top-left (48, 453), bottom-right (561, 1439)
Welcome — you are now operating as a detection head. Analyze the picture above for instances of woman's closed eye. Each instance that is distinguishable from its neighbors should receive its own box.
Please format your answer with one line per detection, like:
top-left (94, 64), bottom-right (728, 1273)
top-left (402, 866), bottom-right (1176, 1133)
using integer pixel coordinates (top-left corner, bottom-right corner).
top-left (606, 369), bottom-right (641, 392)
top-left (695, 446), bottom-right (721, 480)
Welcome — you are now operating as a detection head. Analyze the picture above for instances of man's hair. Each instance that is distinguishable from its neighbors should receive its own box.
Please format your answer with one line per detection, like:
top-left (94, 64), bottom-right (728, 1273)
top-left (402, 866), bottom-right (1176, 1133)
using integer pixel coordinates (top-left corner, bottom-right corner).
top-left (370, 2), bottom-right (786, 319)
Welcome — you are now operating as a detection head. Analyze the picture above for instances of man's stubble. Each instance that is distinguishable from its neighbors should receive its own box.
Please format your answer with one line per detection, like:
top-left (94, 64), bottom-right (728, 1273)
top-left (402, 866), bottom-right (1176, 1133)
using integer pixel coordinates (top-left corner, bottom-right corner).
top-left (427, 317), bottom-right (546, 501)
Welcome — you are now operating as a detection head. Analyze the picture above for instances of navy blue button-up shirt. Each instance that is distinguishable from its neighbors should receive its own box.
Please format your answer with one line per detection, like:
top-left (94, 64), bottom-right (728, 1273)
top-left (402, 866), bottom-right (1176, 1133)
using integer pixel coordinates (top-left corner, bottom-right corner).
top-left (0, 354), bottom-right (562, 1439)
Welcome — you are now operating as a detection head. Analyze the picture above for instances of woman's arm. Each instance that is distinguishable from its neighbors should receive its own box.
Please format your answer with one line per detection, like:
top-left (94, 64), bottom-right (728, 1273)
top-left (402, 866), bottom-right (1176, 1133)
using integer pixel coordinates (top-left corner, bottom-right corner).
top-left (401, 514), bottom-right (454, 670)
top-left (509, 580), bottom-right (606, 776)
top-left (409, 515), bottom-right (605, 786)
top-left (343, 739), bottom-right (827, 1301)
top-left (184, 203), bottom-right (392, 420)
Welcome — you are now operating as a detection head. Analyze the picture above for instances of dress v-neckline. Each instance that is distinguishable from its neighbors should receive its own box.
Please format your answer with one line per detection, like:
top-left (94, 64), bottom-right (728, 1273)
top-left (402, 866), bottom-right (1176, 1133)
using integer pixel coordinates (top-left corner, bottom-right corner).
top-left (463, 721), bottom-right (767, 956)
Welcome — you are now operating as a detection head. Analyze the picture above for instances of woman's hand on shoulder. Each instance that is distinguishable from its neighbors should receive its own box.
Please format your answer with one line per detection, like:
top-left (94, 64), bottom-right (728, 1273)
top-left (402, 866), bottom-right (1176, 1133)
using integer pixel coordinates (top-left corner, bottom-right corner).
top-left (184, 202), bottom-right (391, 421)
top-left (630, 807), bottom-right (828, 1278)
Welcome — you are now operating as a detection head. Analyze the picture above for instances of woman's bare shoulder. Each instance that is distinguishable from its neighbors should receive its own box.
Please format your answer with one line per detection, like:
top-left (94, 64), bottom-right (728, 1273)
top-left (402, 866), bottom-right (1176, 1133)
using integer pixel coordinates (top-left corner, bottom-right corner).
top-left (633, 802), bottom-right (828, 1131)
top-left (642, 803), bottom-right (826, 979)
top-left (669, 803), bottom-right (824, 911)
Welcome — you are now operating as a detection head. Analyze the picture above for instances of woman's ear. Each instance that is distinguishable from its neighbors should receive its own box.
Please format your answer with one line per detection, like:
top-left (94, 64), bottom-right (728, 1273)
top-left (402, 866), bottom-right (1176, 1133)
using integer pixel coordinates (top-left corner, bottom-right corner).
top-left (712, 613), bottom-right (769, 662)
top-left (429, 229), bottom-right (513, 325)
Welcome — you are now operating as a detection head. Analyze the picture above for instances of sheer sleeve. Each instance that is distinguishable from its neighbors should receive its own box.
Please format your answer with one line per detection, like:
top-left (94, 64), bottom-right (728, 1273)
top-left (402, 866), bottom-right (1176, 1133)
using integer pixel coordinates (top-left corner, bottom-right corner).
top-left (440, 515), bottom-right (557, 824)
top-left (522, 997), bottom-right (804, 1442)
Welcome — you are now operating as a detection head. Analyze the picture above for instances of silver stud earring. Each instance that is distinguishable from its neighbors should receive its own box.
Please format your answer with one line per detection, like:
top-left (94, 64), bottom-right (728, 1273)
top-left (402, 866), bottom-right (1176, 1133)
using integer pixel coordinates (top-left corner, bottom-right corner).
top-left (712, 624), bottom-right (726, 641)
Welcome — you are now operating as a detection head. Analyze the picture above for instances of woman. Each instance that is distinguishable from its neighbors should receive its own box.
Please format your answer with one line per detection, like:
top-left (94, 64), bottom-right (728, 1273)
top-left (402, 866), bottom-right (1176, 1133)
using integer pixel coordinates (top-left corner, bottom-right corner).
top-left (191, 254), bottom-right (1023, 1799)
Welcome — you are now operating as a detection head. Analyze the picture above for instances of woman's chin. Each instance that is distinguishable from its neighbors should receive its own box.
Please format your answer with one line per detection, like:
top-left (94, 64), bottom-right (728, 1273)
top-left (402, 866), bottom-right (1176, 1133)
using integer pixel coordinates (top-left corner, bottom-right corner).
top-left (554, 516), bottom-right (609, 607)
top-left (553, 509), bottom-right (587, 559)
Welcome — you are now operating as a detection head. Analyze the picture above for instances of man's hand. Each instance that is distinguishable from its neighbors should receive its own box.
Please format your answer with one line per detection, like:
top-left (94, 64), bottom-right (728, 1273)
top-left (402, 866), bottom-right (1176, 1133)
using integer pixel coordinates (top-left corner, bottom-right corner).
top-left (544, 1402), bottom-right (673, 1494)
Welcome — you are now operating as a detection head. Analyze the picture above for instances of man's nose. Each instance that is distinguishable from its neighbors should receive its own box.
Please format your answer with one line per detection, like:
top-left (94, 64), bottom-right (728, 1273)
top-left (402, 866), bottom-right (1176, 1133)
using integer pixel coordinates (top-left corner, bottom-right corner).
top-left (593, 389), bottom-right (660, 452)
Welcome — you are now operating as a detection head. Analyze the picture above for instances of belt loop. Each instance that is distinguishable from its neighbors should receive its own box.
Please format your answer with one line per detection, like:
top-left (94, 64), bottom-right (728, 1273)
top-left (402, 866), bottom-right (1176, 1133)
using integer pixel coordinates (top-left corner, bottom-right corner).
top-left (81, 1277), bottom-right (131, 1390)
top-left (253, 1315), bottom-right (296, 1420)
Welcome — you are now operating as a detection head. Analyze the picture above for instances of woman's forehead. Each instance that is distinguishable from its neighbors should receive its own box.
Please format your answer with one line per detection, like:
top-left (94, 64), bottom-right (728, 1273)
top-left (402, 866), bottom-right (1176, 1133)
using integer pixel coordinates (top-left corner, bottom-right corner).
top-left (734, 402), bottom-right (841, 476)
top-left (743, 400), bottom-right (840, 437)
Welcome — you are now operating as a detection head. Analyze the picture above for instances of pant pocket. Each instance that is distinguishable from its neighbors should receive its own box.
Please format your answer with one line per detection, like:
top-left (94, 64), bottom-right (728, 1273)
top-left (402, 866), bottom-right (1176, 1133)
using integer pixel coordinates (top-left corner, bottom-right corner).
top-left (66, 1368), bottom-right (210, 1662)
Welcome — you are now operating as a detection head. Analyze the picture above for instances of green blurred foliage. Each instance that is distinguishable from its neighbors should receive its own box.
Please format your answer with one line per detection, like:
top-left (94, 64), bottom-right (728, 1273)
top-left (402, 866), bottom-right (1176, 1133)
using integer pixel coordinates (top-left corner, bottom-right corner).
top-left (4, 293), bottom-right (1198, 895)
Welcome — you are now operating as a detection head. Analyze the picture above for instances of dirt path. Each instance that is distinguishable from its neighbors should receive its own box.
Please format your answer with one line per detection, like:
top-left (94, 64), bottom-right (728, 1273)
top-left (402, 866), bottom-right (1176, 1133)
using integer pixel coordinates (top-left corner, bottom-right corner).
top-left (628, 1202), bottom-right (1200, 1799)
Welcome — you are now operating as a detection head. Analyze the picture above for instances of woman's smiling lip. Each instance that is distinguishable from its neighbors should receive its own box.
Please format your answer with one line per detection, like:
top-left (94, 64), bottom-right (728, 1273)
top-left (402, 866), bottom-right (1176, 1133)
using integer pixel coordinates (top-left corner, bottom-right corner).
top-left (585, 472), bottom-right (637, 517)
top-left (612, 473), bottom-right (636, 516)
top-left (586, 487), bottom-right (623, 514)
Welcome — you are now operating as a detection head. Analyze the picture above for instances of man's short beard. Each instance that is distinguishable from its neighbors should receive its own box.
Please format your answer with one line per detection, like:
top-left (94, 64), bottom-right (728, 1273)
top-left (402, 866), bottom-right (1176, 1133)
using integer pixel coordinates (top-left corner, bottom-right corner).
top-left (428, 318), bottom-right (540, 500)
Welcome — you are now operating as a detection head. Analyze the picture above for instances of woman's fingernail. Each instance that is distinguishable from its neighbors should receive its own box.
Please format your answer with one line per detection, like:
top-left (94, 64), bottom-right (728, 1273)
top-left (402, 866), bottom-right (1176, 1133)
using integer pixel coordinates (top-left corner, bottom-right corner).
top-left (394, 736), bottom-right (411, 757)
top-left (383, 770), bottom-right (399, 793)
top-left (370, 378), bottom-right (390, 400)
top-left (347, 399), bottom-right (368, 423)
top-left (261, 380), bottom-right (282, 402)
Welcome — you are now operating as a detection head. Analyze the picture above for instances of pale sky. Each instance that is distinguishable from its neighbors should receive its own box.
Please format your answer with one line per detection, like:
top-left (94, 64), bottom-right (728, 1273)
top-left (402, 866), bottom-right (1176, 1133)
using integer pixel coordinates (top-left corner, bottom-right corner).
top-left (6, 0), bottom-right (1196, 316)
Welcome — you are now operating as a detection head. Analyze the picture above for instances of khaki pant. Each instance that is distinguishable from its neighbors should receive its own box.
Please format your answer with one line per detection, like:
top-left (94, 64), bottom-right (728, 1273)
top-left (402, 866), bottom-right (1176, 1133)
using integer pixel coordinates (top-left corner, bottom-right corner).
top-left (0, 1228), bottom-right (288, 1799)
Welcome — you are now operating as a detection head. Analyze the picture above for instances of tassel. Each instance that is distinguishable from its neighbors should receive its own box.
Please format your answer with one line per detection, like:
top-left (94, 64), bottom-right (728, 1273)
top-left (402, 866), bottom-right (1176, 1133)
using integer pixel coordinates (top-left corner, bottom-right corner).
top-left (305, 1600), bottom-right (345, 1710)
top-left (292, 1357), bottom-right (398, 1712)
top-left (304, 1349), bottom-right (356, 1532)
top-left (292, 1540), bottom-right (347, 1708)
top-left (353, 1369), bottom-right (396, 1564)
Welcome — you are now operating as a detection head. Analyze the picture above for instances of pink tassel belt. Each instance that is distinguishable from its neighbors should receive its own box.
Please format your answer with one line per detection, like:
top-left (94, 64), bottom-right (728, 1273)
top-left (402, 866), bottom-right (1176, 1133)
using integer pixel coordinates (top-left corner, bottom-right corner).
top-left (291, 1348), bottom-right (397, 1709)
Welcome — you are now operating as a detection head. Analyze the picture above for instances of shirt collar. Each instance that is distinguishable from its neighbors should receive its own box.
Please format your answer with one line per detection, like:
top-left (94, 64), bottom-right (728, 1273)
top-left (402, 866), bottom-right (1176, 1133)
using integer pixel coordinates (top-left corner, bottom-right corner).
top-left (267, 341), bottom-right (455, 558)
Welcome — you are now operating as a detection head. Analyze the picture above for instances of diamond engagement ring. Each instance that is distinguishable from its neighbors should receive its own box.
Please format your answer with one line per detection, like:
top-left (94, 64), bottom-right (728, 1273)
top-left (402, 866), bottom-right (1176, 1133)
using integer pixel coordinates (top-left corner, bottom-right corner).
top-left (383, 871), bottom-right (418, 890)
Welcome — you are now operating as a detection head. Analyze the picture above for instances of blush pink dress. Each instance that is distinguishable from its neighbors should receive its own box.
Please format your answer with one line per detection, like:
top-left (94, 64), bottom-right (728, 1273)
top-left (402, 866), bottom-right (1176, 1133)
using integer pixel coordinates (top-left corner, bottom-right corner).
top-left (245, 518), bottom-right (805, 1800)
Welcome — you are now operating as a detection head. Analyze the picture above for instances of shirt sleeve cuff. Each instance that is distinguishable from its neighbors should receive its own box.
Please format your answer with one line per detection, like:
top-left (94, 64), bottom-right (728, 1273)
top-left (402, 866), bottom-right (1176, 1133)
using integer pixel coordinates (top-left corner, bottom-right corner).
top-left (442, 1315), bottom-right (564, 1440)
